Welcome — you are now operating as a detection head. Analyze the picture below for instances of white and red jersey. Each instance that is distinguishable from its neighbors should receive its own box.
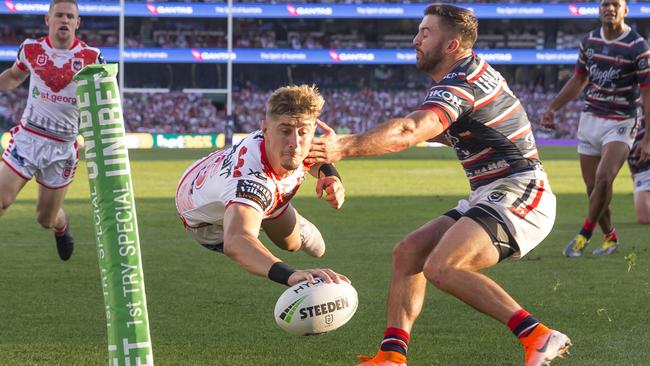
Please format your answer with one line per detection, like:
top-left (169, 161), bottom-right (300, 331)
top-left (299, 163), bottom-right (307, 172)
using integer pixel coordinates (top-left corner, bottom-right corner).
top-left (176, 131), bottom-right (311, 228)
top-left (14, 37), bottom-right (104, 141)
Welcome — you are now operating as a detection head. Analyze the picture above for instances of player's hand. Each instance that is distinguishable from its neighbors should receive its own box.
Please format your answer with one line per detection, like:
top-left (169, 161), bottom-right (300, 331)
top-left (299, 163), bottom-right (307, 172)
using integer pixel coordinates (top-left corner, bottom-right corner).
top-left (633, 137), bottom-right (650, 163)
top-left (316, 175), bottom-right (345, 209)
top-left (306, 120), bottom-right (343, 164)
top-left (288, 268), bottom-right (351, 286)
top-left (541, 108), bottom-right (556, 129)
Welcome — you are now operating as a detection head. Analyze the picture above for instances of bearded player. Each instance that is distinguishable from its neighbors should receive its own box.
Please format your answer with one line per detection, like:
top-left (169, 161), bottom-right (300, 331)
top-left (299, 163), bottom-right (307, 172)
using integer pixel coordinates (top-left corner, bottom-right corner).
top-left (0, 0), bottom-right (104, 260)
top-left (308, 5), bottom-right (569, 366)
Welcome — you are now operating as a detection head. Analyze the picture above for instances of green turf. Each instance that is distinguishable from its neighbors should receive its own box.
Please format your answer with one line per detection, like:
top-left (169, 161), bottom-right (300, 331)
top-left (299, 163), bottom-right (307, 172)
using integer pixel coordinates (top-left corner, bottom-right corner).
top-left (0, 146), bottom-right (648, 365)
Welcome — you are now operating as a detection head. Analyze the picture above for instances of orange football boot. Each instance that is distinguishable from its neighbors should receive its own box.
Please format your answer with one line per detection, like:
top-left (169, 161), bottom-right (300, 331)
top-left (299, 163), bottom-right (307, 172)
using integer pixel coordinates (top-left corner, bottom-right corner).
top-left (355, 350), bottom-right (407, 366)
top-left (521, 324), bottom-right (571, 366)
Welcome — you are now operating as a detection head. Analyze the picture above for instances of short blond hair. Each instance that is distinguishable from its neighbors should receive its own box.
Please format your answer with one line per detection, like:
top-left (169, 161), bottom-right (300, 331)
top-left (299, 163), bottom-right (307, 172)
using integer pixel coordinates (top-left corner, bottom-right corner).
top-left (49, 0), bottom-right (79, 12)
top-left (266, 84), bottom-right (325, 120)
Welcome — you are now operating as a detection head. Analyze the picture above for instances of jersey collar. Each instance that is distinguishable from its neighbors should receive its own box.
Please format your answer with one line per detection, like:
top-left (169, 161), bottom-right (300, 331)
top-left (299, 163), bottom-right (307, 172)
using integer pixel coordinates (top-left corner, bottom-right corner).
top-left (45, 36), bottom-right (80, 50)
top-left (599, 25), bottom-right (631, 44)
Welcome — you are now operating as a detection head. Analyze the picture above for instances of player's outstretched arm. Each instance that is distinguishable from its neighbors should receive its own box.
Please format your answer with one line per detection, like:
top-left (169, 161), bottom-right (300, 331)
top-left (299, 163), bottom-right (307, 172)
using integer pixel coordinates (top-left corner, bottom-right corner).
top-left (0, 64), bottom-right (29, 92)
top-left (223, 203), bottom-right (349, 285)
top-left (309, 163), bottom-right (345, 209)
top-left (308, 110), bottom-right (443, 164)
top-left (542, 72), bottom-right (588, 129)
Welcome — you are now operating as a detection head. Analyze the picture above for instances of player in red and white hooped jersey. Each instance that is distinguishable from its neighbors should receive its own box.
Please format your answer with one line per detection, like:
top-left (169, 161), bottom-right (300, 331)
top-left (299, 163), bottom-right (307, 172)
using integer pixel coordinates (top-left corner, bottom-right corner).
top-left (176, 85), bottom-right (350, 287)
top-left (0, 0), bottom-right (104, 261)
top-left (309, 5), bottom-right (569, 366)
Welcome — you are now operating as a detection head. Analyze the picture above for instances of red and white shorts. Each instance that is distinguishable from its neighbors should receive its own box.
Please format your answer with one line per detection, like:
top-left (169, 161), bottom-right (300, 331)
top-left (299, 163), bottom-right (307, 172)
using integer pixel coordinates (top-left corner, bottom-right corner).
top-left (1, 125), bottom-right (78, 189)
top-left (448, 170), bottom-right (556, 259)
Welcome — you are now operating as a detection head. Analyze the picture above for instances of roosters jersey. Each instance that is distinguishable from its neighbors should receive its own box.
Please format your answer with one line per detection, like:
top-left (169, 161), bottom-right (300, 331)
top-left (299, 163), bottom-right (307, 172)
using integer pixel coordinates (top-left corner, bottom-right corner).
top-left (418, 54), bottom-right (541, 191)
top-left (576, 27), bottom-right (650, 120)
top-left (14, 37), bottom-right (104, 141)
top-left (176, 131), bottom-right (310, 227)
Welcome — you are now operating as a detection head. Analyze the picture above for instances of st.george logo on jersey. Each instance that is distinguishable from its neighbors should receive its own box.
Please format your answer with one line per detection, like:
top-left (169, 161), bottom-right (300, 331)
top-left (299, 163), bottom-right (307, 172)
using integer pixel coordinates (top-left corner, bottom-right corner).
top-left (36, 54), bottom-right (48, 67)
top-left (72, 58), bottom-right (84, 72)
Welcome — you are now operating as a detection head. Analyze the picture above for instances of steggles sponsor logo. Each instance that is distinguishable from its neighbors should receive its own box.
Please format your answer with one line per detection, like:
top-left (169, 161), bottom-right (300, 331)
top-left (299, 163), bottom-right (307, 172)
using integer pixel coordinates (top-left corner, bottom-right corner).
top-left (589, 64), bottom-right (621, 86)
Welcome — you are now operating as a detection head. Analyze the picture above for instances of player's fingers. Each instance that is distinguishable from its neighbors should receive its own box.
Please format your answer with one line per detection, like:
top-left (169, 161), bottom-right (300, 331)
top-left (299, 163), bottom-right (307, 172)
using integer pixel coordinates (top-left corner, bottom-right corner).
top-left (321, 269), bottom-right (340, 284)
top-left (304, 272), bottom-right (316, 284)
top-left (337, 273), bottom-right (351, 284)
top-left (316, 269), bottom-right (334, 283)
top-left (317, 120), bottom-right (335, 135)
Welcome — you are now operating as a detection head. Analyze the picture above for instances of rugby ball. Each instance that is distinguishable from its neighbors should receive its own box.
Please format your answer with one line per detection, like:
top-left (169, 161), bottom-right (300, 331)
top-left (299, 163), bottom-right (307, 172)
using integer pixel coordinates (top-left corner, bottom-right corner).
top-left (274, 278), bottom-right (358, 336)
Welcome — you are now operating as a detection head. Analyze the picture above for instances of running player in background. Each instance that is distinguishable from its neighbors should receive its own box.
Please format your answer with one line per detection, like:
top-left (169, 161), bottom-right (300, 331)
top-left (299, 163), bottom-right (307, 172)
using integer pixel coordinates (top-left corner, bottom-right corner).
top-left (309, 5), bottom-right (569, 366)
top-left (0, 0), bottom-right (104, 260)
top-left (542, 0), bottom-right (650, 256)
top-left (629, 112), bottom-right (650, 224)
top-left (176, 84), bottom-right (349, 287)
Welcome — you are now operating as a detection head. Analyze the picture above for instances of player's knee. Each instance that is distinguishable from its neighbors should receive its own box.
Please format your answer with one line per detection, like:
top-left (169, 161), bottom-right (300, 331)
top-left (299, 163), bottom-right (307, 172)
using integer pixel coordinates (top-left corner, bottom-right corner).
top-left (392, 237), bottom-right (423, 269)
top-left (423, 260), bottom-right (453, 291)
top-left (423, 256), bottom-right (457, 290)
top-left (594, 171), bottom-right (616, 187)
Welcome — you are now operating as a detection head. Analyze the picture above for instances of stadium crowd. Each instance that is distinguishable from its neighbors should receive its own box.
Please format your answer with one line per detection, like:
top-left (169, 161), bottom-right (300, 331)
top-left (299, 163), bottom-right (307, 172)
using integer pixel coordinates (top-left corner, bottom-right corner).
top-left (0, 27), bottom-right (594, 50)
top-left (0, 85), bottom-right (583, 139)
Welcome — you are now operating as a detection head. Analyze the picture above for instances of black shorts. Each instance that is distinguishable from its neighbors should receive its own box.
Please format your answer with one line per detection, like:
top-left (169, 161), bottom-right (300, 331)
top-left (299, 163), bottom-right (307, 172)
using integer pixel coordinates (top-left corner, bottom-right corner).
top-left (444, 204), bottom-right (519, 262)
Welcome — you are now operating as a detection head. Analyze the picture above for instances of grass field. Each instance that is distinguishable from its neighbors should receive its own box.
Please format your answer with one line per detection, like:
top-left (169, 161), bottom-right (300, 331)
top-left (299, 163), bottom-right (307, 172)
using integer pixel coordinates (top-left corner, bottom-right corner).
top-left (0, 146), bottom-right (648, 366)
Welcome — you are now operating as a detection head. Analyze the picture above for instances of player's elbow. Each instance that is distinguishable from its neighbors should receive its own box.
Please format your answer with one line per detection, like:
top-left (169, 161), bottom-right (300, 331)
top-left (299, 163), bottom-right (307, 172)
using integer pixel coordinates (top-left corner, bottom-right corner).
top-left (222, 237), bottom-right (240, 260)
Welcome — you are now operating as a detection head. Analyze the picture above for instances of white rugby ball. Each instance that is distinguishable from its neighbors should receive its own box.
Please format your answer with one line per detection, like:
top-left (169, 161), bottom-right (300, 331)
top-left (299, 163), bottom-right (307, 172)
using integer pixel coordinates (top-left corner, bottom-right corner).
top-left (274, 278), bottom-right (358, 336)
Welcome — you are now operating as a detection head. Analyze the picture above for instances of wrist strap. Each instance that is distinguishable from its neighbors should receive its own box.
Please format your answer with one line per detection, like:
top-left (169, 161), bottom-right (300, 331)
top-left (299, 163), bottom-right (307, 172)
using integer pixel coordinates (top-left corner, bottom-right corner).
top-left (318, 164), bottom-right (341, 181)
top-left (268, 262), bottom-right (295, 286)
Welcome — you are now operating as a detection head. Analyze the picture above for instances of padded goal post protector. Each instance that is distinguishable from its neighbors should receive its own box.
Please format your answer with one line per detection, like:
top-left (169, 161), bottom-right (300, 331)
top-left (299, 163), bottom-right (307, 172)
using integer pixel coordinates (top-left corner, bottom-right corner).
top-left (74, 64), bottom-right (154, 366)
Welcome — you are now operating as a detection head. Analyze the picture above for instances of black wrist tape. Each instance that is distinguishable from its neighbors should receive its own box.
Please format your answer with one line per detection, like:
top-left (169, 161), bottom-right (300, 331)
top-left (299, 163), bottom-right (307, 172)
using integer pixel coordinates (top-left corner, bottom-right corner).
top-left (319, 164), bottom-right (341, 181)
top-left (268, 262), bottom-right (295, 286)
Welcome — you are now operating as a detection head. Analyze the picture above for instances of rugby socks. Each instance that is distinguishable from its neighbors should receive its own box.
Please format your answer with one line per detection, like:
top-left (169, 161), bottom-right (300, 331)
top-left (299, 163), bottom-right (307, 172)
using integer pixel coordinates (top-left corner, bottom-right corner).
top-left (380, 327), bottom-right (410, 357)
top-left (507, 309), bottom-right (540, 340)
top-left (604, 227), bottom-right (618, 242)
top-left (54, 218), bottom-right (68, 236)
top-left (578, 218), bottom-right (597, 240)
